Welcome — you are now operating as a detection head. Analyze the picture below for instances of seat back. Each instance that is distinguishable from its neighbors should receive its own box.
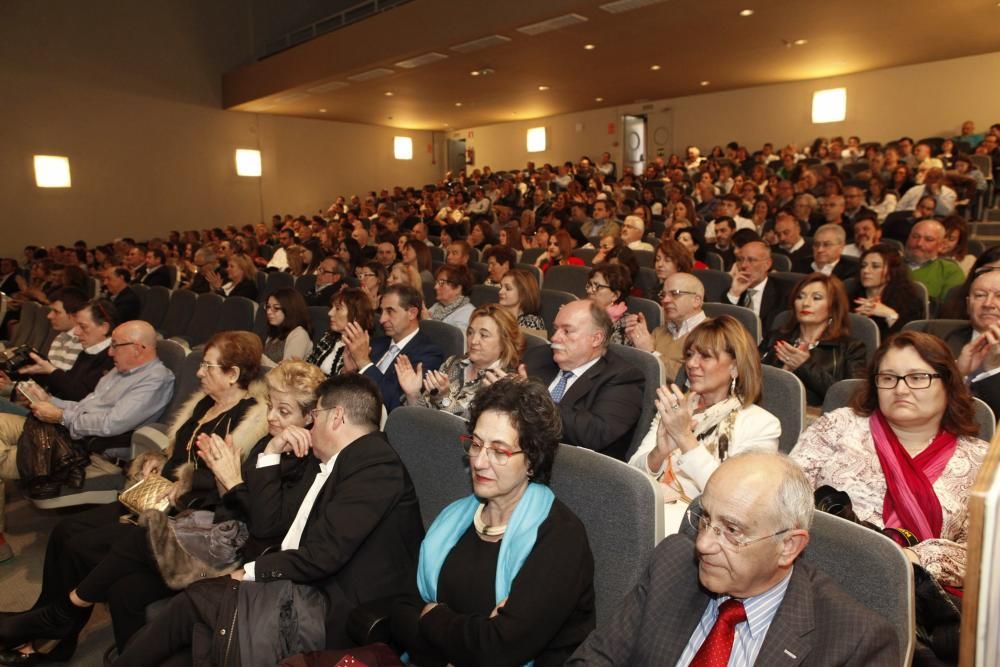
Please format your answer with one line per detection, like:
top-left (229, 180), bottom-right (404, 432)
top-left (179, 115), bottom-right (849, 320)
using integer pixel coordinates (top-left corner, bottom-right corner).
top-left (308, 306), bottom-right (330, 344)
top-left (973, 398), bottom-right (996, 442)
top-left (139, 286), bottom-right (171, 330)
top-left (419, 320), bottom-right (465, 360)
top-left (704, 252), bottom-right (724, 271)
top-left (703, 302), bottom-right (762, 343)
top-left (632, 250), bottom-right (654, 269)
top-left (769, 253), bottom-right (792, 272)
top-left (539, 289), bottom-right (576, 336)
top-left (544, 265), bottom-right (590, 298)
top-left (693, 269), bottom-right (732, 303)
top-left (635, 266), bottom-right (659, 300)
top-left (911, 281), bottom-right (931, 319)
top-left (820, 378), bottom-right (864, 415)
top-left (163, 349), bottom-right (204, 421)
top-left (610, 343), bottom-right (663, 460)
top-left (548, 445), bottom-right (663, 627)
top-left (131, 283), bottom-right (149, 309)
top-left (515, 263), bottom-right (543, 288)
top-left (572, 248), bottom-right (597, 265)
top-left (218, 296), bottom-right (257, 334)
top-left (9, 302), bottom-right (38, 347)
top-left (183, 293), bottom-right (224, 347)
top-left (901, 318), bottom-right (969, 340)
top-left (385, 407), bottom-right (663, 630)
top-left (160, 289), bottom-right (197, 339)
top-left (295, 274), bottom-right (317, 297)
top-left (156, 338), bottom-right (188, 386)
top-left (626, 296), bottom-right (662, 332)
top-left (681, 498), bottom-right (915, 666)
top-left (470, 284), bottom-right (500, 307)
top-left (519, 248), bottom-right (545, 266)
top-left (263, 271), bottom-right (295, 302)
top-left (27, 305), bottom-right (52, 351)
top-left (757, 365), bottom-right (805, 454)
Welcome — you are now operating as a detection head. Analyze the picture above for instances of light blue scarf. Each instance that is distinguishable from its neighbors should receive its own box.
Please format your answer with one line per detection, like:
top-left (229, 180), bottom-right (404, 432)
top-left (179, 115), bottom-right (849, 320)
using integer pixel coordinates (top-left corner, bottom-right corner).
top-left (417, 481), bottom-right (555, 609)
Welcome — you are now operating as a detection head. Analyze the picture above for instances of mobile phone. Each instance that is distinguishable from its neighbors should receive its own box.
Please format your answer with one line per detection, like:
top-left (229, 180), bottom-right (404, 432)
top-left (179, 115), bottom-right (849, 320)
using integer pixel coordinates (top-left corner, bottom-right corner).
top-left (16, 383), bottom-right (38, 405)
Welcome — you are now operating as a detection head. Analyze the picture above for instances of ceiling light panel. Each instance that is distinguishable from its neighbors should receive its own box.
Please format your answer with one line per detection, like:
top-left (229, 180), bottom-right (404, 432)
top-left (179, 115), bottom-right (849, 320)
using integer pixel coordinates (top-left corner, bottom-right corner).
top-left (347, 68), bottom-right (394, 82)
top-left (599, 0), bottom-right (669, 14)
top-left (306, 81), bottom-right (349, 94)
top-left (450, 35), bottom-right (511, 53)
top-left (394, 52), bottom-right (448, 69)
top-left (516, 13), bottom-right (588, 36)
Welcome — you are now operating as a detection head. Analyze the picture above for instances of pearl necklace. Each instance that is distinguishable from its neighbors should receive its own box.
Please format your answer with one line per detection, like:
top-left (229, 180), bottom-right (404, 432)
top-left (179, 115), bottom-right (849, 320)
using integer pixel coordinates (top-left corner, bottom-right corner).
top-left (473, 504), bottom-right (507, 537)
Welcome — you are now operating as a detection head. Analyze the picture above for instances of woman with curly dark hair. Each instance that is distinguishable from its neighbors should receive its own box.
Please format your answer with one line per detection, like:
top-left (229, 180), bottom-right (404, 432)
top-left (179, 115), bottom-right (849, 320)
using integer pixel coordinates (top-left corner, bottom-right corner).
top-left (391, 377), bottom-right (596, 666)
top-left (849, 244), bottom-right (925, 338)
top-left (586, 262), bottom-right (634, 346)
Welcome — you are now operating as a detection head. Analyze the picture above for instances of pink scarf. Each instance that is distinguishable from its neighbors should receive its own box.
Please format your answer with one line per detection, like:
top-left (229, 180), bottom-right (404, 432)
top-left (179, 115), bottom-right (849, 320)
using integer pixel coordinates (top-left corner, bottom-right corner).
top-left (869, 410), bottom-right (957, 542)
top-left (606, 300), bottom-right (628, 323)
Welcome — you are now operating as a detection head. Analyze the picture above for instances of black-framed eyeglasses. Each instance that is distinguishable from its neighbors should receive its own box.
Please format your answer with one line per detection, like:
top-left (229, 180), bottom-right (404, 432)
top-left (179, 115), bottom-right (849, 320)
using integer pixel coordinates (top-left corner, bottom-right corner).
top-left (660, 289), bottom-right (699, 299)
top-left (585, 281), bottom-right (611, 292)
top-left (874, 372), bottom-right (942, 390)
top-left (460, 434), bottom-right (525, 466)
top-left (686, 507), bottom-right (790, 550)
top-left (320, 269), bottom-right (338, 275)
top-left (110, 340), bottom-right (138, 350)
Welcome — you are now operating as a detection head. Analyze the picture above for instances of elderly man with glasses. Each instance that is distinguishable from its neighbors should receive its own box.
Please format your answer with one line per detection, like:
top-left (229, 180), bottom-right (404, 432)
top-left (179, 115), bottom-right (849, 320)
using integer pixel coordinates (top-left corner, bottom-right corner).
top-left (625, 273), bottom-right (705, 381)
top-left (568, 451), bottom-right (899, 666)
top-left (724, 241), bottom-right (791, 334)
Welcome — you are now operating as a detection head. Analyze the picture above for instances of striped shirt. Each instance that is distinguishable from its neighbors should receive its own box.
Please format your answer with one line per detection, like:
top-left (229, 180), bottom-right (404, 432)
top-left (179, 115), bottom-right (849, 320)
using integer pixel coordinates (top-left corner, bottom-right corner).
top-left (47, 331), bottom-right (83, 371)
top-left (677, 569), bottom-right (793, 667)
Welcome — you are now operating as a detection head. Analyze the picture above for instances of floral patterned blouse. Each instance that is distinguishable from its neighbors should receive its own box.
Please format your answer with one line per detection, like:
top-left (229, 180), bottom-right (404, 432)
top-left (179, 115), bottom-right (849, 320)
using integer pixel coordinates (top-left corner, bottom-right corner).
top-left (791, 407), bottom-right (989, 587)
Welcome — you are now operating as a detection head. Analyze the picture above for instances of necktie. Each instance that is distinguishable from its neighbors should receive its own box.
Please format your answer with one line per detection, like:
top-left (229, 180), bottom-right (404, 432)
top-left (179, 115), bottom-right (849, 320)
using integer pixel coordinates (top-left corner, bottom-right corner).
top-left (550, 370), bottom-right (574, 404)
top-left (689, 599), bottom-right (747, 667)
top-left (739, 288), bottom-right (757, 310)
top-left (376, 343), bottom-right (401, 373)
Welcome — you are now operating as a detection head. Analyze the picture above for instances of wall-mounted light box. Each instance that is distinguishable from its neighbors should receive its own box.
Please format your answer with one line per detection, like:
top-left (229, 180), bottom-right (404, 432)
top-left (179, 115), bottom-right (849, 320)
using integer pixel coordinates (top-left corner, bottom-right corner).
top-left (34, 155), bottom-right (71, 187)
top-left (235, 149), bottom-right (262, 176)
top-left (812, 88), bottom-right (846, 124)
top-left (526, 127), bottom-right (546, 153)
top-left (394, 136), bottom-right (413, 160)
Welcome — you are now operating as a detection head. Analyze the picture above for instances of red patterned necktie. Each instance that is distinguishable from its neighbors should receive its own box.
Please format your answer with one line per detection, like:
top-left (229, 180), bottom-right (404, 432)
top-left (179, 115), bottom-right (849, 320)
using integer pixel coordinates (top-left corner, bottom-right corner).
top-left (689, 599), bottom-right (747, 667)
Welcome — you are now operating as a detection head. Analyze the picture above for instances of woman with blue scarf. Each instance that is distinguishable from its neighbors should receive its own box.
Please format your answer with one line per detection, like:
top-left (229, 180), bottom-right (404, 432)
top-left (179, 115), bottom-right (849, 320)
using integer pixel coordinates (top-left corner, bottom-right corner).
top-left (391, 378), bottom-right (596, 666)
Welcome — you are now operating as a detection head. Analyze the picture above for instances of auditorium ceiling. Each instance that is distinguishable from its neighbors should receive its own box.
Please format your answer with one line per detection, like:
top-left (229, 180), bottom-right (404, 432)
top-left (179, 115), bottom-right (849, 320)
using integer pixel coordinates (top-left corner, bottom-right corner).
top-left (222, 0), bottom-right (1000, 130)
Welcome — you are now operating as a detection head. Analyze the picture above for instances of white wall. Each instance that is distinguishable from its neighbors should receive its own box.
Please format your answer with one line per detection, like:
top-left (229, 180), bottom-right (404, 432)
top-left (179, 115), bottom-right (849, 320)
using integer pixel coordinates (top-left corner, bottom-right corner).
top-left (457, 51), bottom-right (1000, 171)
top-left (0, 1), bottom-right (442, 256)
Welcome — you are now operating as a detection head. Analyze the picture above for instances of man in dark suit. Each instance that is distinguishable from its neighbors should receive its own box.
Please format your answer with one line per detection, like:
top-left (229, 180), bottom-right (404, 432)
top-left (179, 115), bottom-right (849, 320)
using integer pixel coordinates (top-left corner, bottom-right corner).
top-left (344, 284), bottom-right (445, 410)
top-left (791, 224), bottom-right (859, 281)
top-left (0, 258), bottom-right (21, 296)
top-left (304, 257), bottom-right (346, 307)
top-left (138, 248), bottom-right (172, 288)
top-left (773, 209), bottom-right (811, 269)
top-left (523, 300), bottom-right (644, 461)
top-left (111, 374), bottom-right (424, 664)
top-left (568, 452), bottom-right (899, 666)
top-left (843, 183), bottom-right (877, 227)
top-left (724, 241), bottom-right (791, 335)
top-left (947, 267), bottom-right (1000, 418)
top-left (101, 266), bottom-right (141, 322)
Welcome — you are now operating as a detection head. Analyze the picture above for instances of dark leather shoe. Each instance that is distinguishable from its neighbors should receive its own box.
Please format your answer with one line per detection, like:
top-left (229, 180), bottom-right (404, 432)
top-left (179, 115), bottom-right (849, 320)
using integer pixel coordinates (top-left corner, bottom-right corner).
top-left (64, 468), bottom-right (85, 491)
top-left (0, 640), bottom-right (75, 665)
top-left (0, 603), bottom-right (86, 650)
top-left (25, 481), bottom-right (60, 500)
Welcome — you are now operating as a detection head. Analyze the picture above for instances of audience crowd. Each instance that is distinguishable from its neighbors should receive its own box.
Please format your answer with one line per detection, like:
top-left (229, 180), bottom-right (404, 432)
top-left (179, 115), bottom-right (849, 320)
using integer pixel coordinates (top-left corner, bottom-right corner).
top-left (0, 120), bottom-right (997, 665)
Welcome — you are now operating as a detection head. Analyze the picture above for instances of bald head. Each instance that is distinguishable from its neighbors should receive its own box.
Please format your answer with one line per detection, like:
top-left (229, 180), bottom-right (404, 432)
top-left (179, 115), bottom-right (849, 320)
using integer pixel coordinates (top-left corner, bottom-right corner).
top-left (110, 321), bottom-right (158, 371)
top-left (662, 272), bottom-right (704, 325)
top-left (906, 219), bottom-right (945, 264)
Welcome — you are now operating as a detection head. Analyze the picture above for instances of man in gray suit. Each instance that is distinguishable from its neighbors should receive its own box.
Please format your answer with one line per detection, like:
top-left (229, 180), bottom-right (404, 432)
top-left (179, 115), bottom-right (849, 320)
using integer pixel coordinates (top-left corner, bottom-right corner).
top-left (568, 452), bottom-right (899, 666)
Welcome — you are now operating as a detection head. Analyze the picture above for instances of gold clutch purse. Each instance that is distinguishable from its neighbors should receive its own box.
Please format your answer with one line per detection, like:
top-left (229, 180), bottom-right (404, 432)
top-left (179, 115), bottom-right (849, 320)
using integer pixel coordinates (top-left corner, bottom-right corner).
top-left (119, 472), bottom-right (172, 514)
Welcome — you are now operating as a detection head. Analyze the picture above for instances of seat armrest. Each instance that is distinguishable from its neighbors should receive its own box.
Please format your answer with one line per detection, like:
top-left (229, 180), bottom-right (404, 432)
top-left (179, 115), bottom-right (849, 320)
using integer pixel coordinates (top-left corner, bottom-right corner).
top-left (131, 423), bottom-right (169, 457)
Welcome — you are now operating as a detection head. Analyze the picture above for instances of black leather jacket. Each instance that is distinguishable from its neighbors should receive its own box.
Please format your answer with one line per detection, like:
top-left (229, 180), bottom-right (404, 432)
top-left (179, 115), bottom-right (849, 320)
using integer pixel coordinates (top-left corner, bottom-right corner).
top-left (760, 331), bottom-right (868, 406)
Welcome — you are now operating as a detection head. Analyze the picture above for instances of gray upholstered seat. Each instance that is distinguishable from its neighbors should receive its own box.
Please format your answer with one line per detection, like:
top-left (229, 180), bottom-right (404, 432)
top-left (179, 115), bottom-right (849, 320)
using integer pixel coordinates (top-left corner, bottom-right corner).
top-left (160, 289), bottom-right (197, 339)
top-left (420, 319), bottom-right (465, 360)
top-left (627, 296), bottom-right (662, 331)
top-left (218, 295), bottom-right (257, 334)
top-left (384, 407), bottom-right (663, 629)
top-left (757, 365), bottom-right (805, 454)
top-left (307, 306), bottom-right (330, 344)
top-left (139, 285), bottom-right (171, 330)
top-left (682, 497), bottom-right (915, 666)
top-left (692, 269), bottom-right (732, 303)
top-left (703, 302), bottom-right (761, 343)
top-left (262, 271), bottom-right (295, 301)
top-left (544, 265), bottom-right (590, 299)
top-left (539, 289), bottom-right (576, 336)
top-left (901, 318), bottom-right (968, 340)
top-left (769, 252), bottom-right (792, 272)
top-left (177, 292), bottom-right (224, 347)
top-left (470, 284), bottom-right (500, 307)
top-left (609, 343), bottom-right (663, 461)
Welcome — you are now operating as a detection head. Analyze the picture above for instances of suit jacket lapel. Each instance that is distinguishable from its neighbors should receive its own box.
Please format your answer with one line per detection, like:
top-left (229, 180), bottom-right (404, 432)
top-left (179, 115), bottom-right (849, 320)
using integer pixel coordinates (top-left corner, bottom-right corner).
top-left (754, 566), bottom-right (815, 666)
top-left (560, 357), bottom-right (605, 405)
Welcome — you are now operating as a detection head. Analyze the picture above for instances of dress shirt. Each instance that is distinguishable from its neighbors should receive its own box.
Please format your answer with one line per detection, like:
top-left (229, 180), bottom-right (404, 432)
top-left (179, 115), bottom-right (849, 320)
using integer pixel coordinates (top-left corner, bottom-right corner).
top-left (968, 329), bottom-right (1000, 383)
top-left (666, 311), bottom-right (708, 340)
top-left (546, 355), bottom-right (602, 396)
top-left (728, 277), bottom-right (767, 316)
top-left (51, 358), bottom-right (174, 440)
top-left (783, 238), bottom-right (805, 254)
top-left (243, 451), bottom-right (339, 581)
top-left (677, 570), bottom-right (793, 667)
top-left (810, 260), bottom-right (837, 276)
top-left (360, 327), bottom-right (419, 375)
top-left (267, 246), bottom-right (289, 270)
top-left (84, 338), bottom-right (112, 356)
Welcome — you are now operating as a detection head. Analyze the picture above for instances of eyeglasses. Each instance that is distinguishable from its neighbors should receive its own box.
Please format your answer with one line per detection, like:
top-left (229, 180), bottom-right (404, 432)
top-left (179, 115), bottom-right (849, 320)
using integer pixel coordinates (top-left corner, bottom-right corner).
top-left (357, 272), bottom-right (377, 280)
top-left (110, 341), bottom-right (137, 350)
top-left (310, 406), bottom-right (336, 420)
top-left (813, 241), bottom-right (841, 249)
top-left (585, 281), bottom-right (611, 292)
top-left (660, 289), bottom-right (699, 299)
top-left (734, 255), bottom-right (765, 265)
top-left (199, 362), bottom-right (227, 370)
top-left (435, 279), bottom-right (457, 287)
top-left (460, 434), bottom-right (525, 466)
top-left (320, 269), bottom-right (338, 275)
top-left (686, 507), bottom-right (790, 550)
top-left (874, 372), bottom-right (942, 390)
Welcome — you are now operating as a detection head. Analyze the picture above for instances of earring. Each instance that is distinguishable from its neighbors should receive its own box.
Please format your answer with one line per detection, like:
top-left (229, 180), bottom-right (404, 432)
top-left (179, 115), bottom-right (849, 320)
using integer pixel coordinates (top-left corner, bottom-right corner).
top-left (729, 372), bottom-right (738, 397)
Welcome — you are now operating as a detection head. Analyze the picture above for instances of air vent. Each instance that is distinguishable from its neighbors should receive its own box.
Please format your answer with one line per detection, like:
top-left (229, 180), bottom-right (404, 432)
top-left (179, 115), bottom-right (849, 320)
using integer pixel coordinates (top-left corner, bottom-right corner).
top-left (347, 68), bottom-right (394, 82)
top-left (306, 81), bottom-right (349, 94)
top-left (450, 34), bottom-right (511, 53)
top-left (599, 0), bottom-right (669, 14)
top-left (394, 52), bottom-right (448, 69)
top-left (516, 13), bottom-right (588, 36)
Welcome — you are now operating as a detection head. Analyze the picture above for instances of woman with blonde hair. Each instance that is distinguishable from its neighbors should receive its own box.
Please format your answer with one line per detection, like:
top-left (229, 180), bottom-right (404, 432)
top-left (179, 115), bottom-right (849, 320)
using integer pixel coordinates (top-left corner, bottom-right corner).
top-left (630, 315), bottom-right (781, 532)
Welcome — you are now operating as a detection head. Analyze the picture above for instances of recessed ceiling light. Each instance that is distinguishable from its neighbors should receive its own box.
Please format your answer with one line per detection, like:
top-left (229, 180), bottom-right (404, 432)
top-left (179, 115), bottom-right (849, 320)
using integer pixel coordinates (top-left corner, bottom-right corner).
top-left (455, 102), bottom-right (463, 107)
top-left (739, 9), bottom-right (754, 16)
top-left (538, 85), bottom-right (550, 91)
top-left (650, 64), bottom-right (661, 71)
top-left (595, 97), bottom-right (604, 102)
top-left (584, 43), bottom-right (596, 50)
top-left (384, 91), bottom-right (394, 96)
top-left (794, 38), bottom-right (808, 46)
top-left (700, 81), bottom-right (710, 86)
top-left (470, 70), bottom-right (481, 76)
top-left (318, 108), bottom-right (327, 112)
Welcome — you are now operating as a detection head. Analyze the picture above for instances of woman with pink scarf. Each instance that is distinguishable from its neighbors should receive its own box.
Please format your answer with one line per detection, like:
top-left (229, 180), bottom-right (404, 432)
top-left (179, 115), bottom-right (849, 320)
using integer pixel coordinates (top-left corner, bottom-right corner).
top-left (585, 262), bottom-right (633, 346)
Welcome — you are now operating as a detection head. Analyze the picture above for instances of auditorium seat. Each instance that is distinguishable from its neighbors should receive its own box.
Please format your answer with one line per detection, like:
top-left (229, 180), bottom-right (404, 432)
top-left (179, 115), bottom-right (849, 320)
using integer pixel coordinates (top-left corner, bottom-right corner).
top-left (420, 319), bottom-right (465, 360)
top-left (175, 292), bottom-right (224, 348)
top-left (469, 284), bottom-right (499, 307)
top-left (769, 253), bottom-right (792, 272)
top-left (539, 289), bottom-right (576, 336)
top-left (159, 289), bottom-right (197, 339)
top-left (218, 295), bottom-right (257, 334)
top-left (544, 265), bottom-right (590, 298)
top-left (138, 286), bottom-right (171, 330)
top-left (610, 343), bottom-right (663, 461)
top-left (703, 302), bottom-right (761, 343)
top-left (693, 269), bottom-right (732, 303)
top-left (757, 365), bottom-right (806, 454)
top-left (626, 296), bottom-right (662, 332)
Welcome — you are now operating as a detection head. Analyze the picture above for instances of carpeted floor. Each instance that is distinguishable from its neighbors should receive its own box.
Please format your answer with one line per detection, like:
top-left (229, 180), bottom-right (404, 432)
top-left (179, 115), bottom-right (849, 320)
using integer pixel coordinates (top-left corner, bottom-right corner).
top-left (1, 490), bottom-right (112, 666)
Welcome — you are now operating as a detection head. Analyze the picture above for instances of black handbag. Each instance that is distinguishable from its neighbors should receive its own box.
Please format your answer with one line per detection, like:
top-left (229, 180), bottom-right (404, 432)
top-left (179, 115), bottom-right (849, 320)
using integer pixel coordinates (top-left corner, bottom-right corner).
top-left (15, 415), bottom-right (89, 498)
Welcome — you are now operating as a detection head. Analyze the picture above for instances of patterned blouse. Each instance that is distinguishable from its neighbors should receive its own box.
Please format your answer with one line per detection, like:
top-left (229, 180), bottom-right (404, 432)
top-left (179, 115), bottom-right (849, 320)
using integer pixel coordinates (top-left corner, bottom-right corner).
top-left (403, 355), bottom-right (508, 421)
top-left (791, 408), bottom-right (989, 587)
top-left (518, 313), bottom-right (546, 332)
